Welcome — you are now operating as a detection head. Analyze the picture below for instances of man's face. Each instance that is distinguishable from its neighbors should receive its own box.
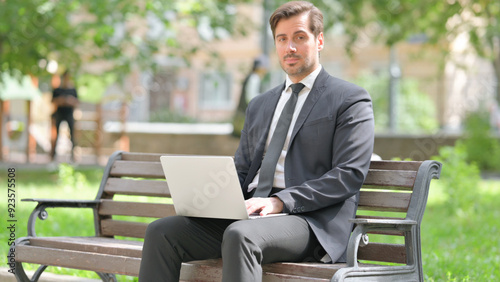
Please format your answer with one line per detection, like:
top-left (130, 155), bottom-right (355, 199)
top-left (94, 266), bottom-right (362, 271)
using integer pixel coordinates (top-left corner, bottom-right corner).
top-left (274, 12), bottom-right (324, 83)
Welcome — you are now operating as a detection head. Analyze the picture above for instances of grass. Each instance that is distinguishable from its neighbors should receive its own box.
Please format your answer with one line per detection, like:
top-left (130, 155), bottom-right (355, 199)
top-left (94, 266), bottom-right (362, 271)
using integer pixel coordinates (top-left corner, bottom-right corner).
top-left (422, 179), bottom-right (500, 281)
top-left (1, 164), bottom-right (499, 281)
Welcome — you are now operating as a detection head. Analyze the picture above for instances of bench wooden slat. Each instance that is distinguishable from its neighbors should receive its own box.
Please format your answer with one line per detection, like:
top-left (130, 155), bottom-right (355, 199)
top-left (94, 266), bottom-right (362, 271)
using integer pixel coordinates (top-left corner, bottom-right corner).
top-left (28, 237), bottom-right (143, 258)
top-left (16, 245), bottom-right (141, 276)
top-left (120, 152), bottom-right (162, 162)
top-left (363, 170), bottom-right (416, 188)
top-left (358, 191), bottom-right (411, 212)
top-left (365, 230), bottom-right (405, 236)
top-left (101, 219), bottom-right (148, 238)
top-left (109, 160), bottom-right (165, 178)
top-left (182, 259), bottom-right (342, 281)
top-left (99, 200), bottom-right (176, 218)
top-left (369, 161), bottom-right (422, 171)
top-left (358, 243), bottom-right (406, 264)
top-left (355, 215), bottom-right (405, 221)
top-left (16, 243), bottom-right (347, 281)
top-left (262, 262), bottom-right (346, 280)
top-left (361, 184), bottom-right (413, 191)
top-left (105, 178), bottom-right (171, 197)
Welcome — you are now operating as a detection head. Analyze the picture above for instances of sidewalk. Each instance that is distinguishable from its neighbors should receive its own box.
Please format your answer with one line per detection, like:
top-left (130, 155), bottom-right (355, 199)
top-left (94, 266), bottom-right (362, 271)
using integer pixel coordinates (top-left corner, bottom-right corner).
top-left (1, 150), bottom-right (107, 167)
top-left (0, 267), bottom-right (100, 282)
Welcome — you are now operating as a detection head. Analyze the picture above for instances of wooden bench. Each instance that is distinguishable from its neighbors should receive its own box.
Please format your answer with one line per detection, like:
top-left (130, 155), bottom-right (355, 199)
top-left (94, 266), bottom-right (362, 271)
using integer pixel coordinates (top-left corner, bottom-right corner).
top-left (13, 151), bottom-right (441, 282)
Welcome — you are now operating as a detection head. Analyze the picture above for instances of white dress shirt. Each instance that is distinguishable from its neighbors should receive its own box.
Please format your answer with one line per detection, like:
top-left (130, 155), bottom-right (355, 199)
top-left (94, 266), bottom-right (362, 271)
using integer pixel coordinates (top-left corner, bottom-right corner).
top-left (248, 65), bottom-right (323, 192)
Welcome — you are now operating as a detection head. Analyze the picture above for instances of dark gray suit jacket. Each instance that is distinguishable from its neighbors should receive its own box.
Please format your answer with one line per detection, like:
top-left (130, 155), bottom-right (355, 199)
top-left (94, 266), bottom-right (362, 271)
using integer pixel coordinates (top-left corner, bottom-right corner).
top-left (234, 68), bottom-right (375, 263)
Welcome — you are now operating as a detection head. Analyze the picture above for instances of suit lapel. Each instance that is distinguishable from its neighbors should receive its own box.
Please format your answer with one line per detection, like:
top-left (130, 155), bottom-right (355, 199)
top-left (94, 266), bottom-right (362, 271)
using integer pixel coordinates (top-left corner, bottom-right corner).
top-left (289, 68), bottom-right (329, 143)
top-left (243, 83), bottom-right (285, 190)
top-left (260, 84), bottom-right (284, 141)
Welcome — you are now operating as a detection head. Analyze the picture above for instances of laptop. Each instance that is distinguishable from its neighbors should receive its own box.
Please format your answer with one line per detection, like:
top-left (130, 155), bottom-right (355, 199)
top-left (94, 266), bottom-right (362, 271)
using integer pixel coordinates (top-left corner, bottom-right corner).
top-left (160, 155), bottom-right (287, 220)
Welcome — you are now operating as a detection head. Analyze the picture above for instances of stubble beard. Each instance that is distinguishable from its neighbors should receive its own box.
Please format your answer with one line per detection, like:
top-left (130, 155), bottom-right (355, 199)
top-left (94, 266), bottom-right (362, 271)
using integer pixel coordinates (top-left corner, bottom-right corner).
top-left (281, 54), bottom-right (314, 80)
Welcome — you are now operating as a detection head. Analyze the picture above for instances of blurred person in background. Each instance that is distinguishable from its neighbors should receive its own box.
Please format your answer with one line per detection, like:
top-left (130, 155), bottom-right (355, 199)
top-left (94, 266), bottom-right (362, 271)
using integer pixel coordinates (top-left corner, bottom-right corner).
top-left (232, 55), bottom-right (269, 137)
top-left (50, 70), bottom-right (79, 162)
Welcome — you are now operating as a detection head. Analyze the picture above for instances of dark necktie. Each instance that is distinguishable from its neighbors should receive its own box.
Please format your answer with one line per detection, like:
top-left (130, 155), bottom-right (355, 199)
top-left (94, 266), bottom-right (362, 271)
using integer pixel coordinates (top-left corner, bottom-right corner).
top-left (253, 83), bottom-right (305, 197)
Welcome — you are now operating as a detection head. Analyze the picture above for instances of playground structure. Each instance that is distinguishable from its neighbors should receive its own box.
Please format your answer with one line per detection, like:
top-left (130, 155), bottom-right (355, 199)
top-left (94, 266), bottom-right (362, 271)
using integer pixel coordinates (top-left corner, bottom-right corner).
top-left (0, 73), bottom-right (41, 163)
top-left (0, 74), bottom-right (129, 164)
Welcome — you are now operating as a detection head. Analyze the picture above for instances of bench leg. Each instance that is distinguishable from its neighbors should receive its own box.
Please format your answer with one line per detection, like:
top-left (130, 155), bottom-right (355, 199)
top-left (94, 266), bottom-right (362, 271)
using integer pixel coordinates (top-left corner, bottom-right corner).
top-left (13, 237), bottom-right (45, 282)
top-left (14, 260), bottom-right (48, 282)
top-left (15, 262), bottom-right (117, 282)
top-left (96, 272), bottom-right (117, 282)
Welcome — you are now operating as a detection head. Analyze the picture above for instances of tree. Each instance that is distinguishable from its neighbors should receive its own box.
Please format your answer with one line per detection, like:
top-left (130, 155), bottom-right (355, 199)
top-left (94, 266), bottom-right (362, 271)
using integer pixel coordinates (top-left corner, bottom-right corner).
top-left (303, 0), bottom-right (498, 104)
top-left (0, 1), bottom-right (80, 77)
top-left (0, 0), bottom-right (251, 86)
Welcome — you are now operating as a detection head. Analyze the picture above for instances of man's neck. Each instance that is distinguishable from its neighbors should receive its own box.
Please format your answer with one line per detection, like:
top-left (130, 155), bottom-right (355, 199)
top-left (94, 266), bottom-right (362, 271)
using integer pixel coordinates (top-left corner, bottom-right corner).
top-left (286, 65), bottom-right (322, 87)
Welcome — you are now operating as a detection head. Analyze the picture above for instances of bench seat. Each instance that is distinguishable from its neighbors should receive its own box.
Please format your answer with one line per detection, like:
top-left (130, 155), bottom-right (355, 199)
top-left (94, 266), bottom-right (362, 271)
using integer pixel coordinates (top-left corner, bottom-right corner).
top-left (16, 237), bottom-right (350, 281)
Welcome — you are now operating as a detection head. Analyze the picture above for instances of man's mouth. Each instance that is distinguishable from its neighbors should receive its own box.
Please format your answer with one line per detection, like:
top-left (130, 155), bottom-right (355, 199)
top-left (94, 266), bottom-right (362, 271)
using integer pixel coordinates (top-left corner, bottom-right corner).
top-left (284, 55), bottom-right (300, 64)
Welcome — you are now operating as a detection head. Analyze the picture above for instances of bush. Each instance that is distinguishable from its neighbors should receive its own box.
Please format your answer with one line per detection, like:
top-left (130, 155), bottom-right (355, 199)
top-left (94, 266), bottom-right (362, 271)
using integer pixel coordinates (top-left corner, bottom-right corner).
top-left (462, 110), bottom-right (500, 172)
top-left (149, 109), bottom-right (197, 123)
top-left (353, 72), bottom-right (439, 133)
top-left (58, 163), bottom-right (89, 189)
top-left (431, 142), bottom-right (481, 214)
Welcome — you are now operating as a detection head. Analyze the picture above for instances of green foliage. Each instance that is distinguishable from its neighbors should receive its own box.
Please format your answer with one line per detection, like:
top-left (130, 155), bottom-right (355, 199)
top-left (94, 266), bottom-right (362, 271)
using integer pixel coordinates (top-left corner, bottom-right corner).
top-left (299, 0), bottom-right (500, 104)
top-left (353, 72), bottom-right (439, 133)
top-left (149, 109), bottom-right (197, 123)
top-left (301, 0), bottom-right (498, 63)
top-left (462, 110), bottom-right (500, 172)
top-left (77, 73), bottom-right (118, 104)
top-left (0, 1), bottom-right (80, 76)
top-left (0, 0), bottom-right (252, 83)
top-left (398, 79), bottom-right (439, 132)
top-left (431, 142), bottom-right (481, 214)
top-left (57, 163), bottom-right (90, 189)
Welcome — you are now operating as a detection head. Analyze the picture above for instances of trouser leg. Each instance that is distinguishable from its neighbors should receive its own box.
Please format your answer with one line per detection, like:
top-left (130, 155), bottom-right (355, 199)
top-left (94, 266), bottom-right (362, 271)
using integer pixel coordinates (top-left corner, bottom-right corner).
top-left (221, 215), bottom-right (323, 282)
top-left (139, 216), bottom-right (234, 282)
top-left (51, 115), bottom-right (63, 159)
top-left (65, 114), bottom-right (76, 160)
top-left (65, 115), bottom-right (75, 146)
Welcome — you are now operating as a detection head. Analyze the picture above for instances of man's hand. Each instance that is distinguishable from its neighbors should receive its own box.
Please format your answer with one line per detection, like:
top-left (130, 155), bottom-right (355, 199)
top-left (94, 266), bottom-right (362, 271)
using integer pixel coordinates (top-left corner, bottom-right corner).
top-left (245, 197), bottom-right (284, 216)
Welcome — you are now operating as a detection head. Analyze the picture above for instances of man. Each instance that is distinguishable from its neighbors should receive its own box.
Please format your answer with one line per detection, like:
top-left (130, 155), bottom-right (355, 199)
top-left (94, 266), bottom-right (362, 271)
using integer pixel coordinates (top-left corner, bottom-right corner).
top-left (50, 70), bottom-right (79, 161)
top-left (139, 1), bottom-right (374, 281)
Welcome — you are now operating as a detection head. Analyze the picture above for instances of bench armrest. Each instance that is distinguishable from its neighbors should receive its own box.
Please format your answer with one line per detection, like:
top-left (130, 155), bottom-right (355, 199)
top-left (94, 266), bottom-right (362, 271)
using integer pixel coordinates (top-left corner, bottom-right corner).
top-left (345, 218), bottom-right (418, 267)
top-left (350, 218), bottom-right (417, 226)
top-left (22, 198), bottom-right (100, 207)
top-left (22, 198), bottom-right (101, 237)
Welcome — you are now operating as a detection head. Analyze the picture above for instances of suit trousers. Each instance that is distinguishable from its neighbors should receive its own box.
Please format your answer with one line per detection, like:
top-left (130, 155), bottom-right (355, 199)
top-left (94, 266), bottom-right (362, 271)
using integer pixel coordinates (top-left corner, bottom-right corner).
top-left (51, 111), bottom-right (76, 159)
top-left (138, 214), bottom-right (324, 282)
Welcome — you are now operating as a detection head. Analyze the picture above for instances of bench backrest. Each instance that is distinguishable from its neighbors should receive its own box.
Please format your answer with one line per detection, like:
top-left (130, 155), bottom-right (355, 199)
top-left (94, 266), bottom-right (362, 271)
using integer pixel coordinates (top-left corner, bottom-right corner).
top-left (93, 151), bottom-right (440, 265)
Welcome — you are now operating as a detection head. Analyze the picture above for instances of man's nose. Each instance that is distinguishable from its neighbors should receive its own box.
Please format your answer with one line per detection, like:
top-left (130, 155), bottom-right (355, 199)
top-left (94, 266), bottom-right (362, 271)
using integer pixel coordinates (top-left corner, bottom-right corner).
top-left (287, 41), bottom-right (297, 52)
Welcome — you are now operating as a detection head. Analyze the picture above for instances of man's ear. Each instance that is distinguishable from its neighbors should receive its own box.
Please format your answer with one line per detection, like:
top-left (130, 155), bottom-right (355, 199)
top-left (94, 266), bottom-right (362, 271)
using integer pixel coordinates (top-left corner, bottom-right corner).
top-left (317, 32), bottom-right (324, 51)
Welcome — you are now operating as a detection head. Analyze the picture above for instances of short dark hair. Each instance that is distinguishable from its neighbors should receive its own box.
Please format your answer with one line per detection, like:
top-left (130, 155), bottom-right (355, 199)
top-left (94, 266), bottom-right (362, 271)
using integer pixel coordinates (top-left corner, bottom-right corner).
top-left (269, 1), bottom-right (324, 39)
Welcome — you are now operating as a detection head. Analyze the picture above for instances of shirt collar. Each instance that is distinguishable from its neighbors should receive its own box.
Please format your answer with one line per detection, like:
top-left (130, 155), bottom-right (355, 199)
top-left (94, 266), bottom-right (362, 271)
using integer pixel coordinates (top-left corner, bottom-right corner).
top-left (285, 65), bottom-right (322, 92)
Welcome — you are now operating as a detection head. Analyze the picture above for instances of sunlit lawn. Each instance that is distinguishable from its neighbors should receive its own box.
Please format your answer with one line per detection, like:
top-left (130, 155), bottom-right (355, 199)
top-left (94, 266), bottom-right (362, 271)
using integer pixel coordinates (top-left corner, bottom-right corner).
top-left (1, 165), bottom-right (499, 281)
